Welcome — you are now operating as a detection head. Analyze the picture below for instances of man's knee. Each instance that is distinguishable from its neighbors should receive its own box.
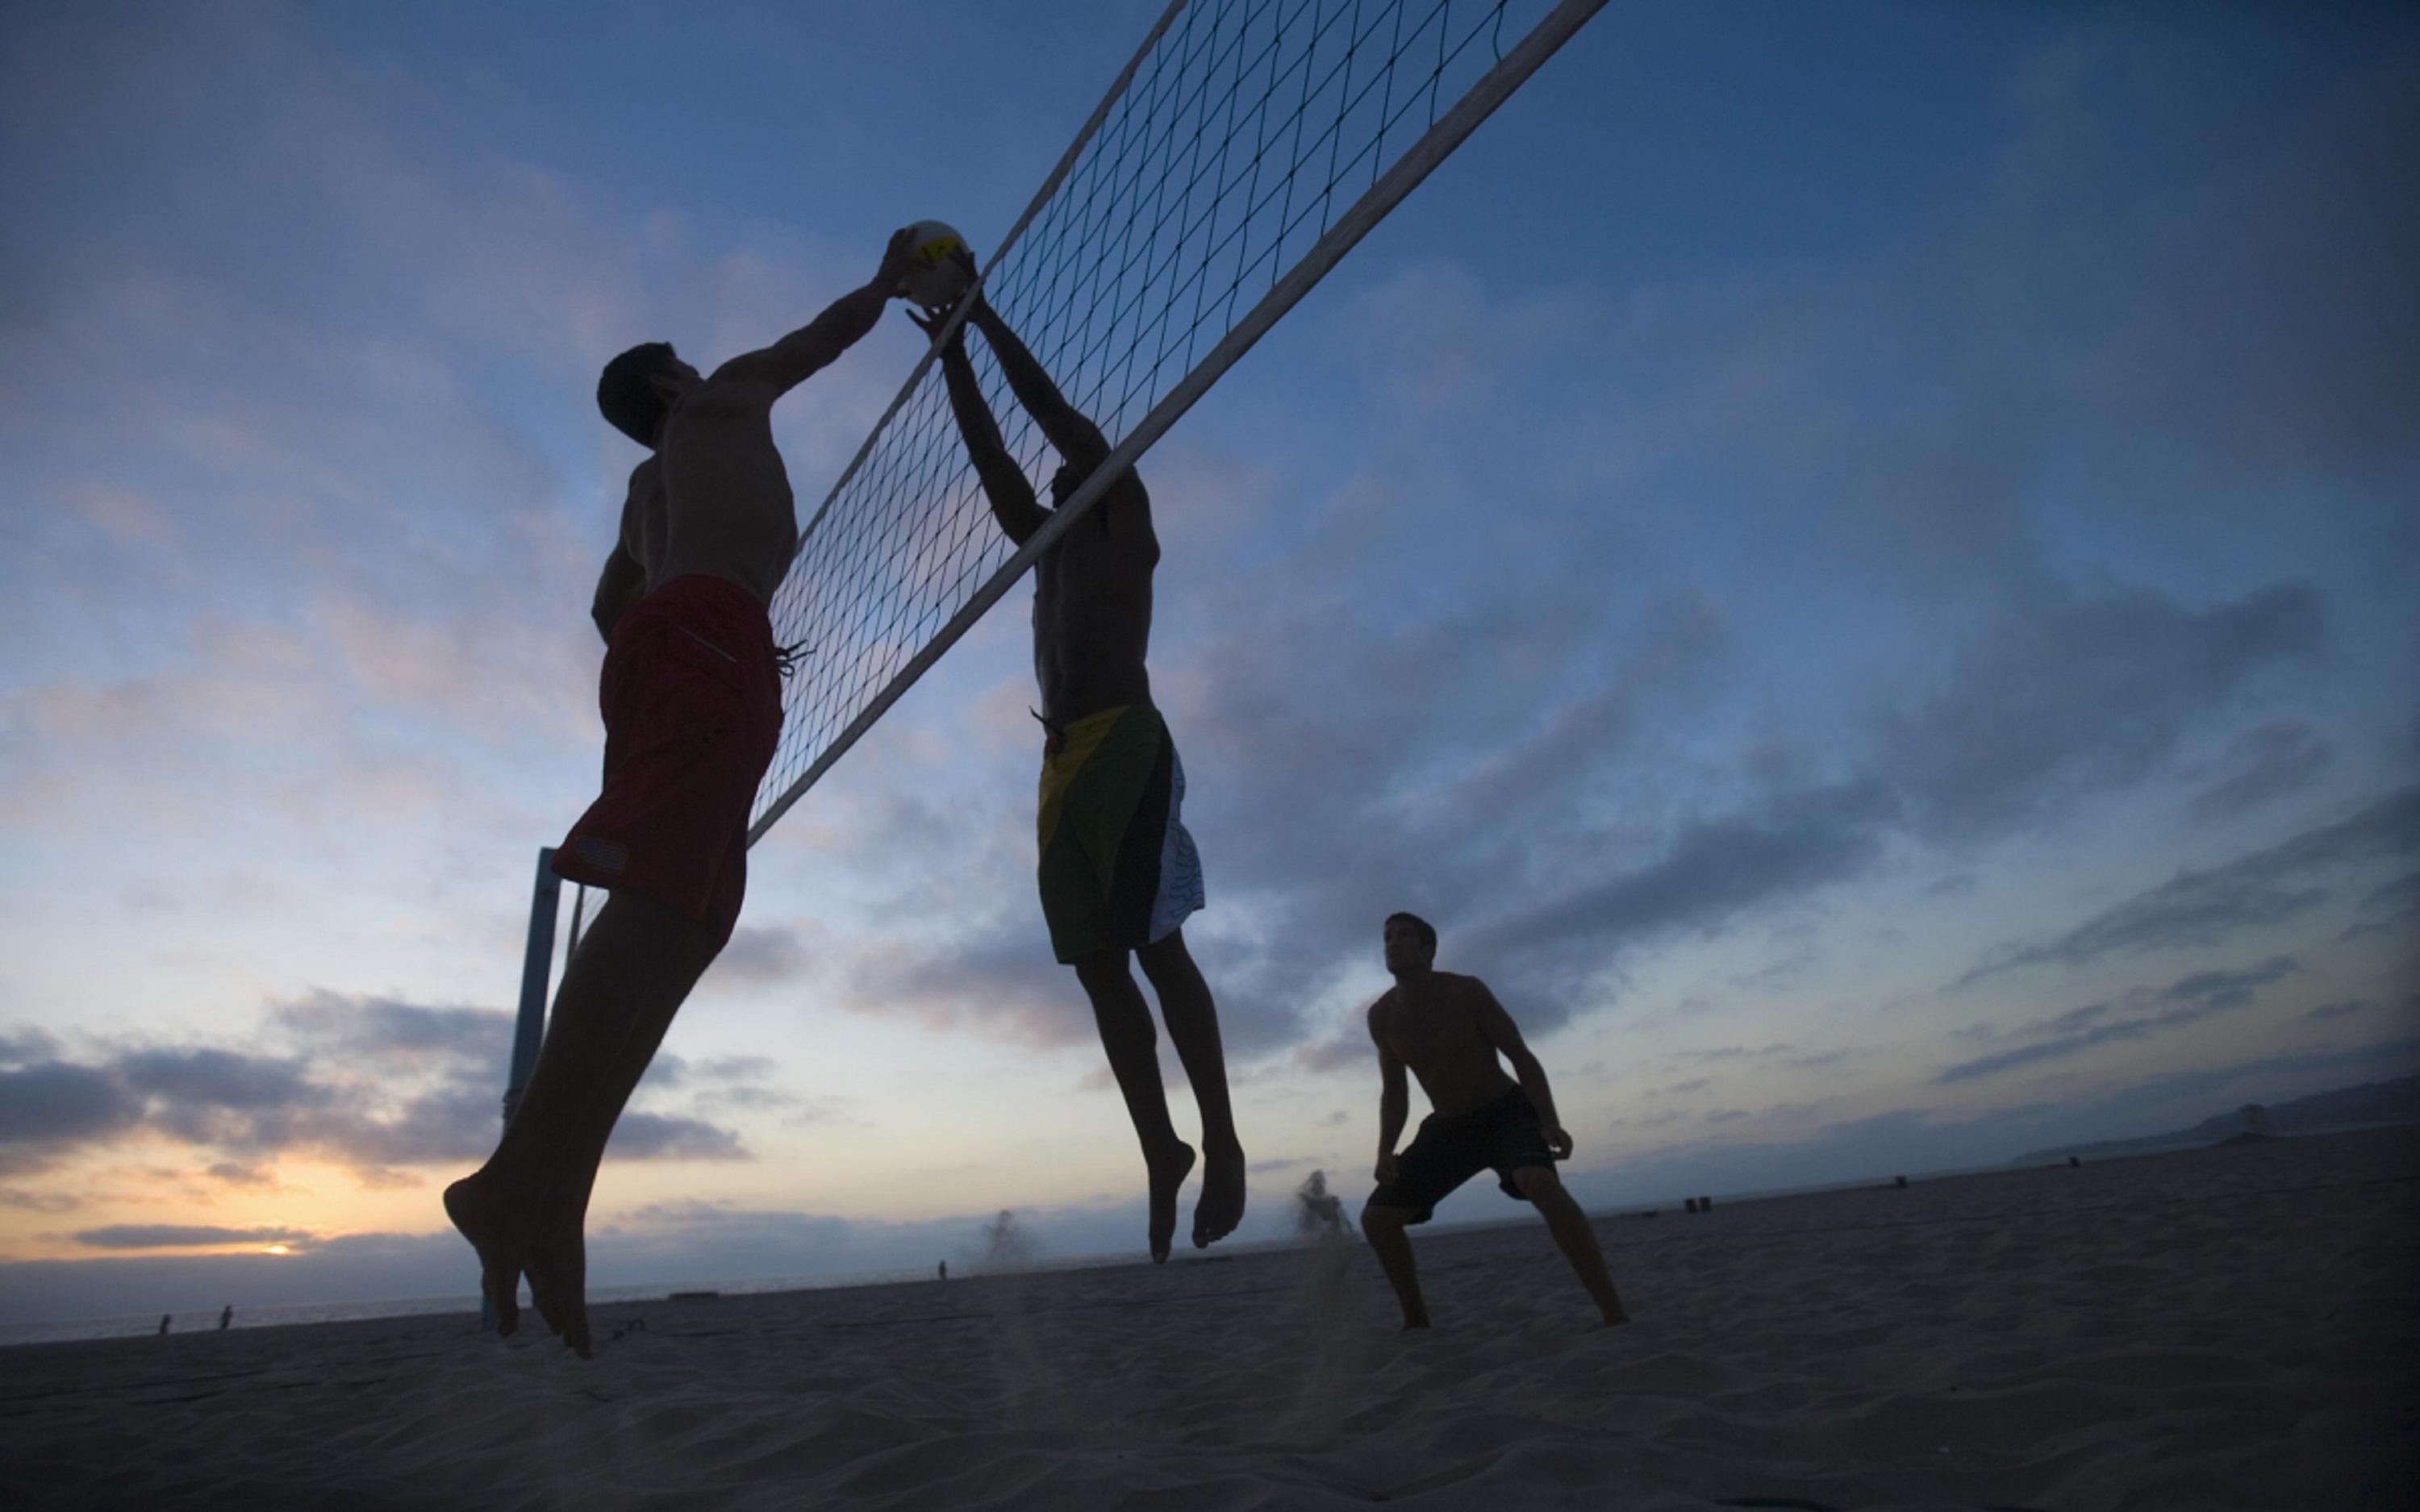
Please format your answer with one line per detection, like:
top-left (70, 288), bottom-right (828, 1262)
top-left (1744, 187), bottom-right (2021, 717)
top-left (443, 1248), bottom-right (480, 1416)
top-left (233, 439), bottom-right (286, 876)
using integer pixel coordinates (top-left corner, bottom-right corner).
top-left (1070, 948), bottom-right (1137, 999)
top-left (1361, 1202), bottom-right (1410, 1236)
top-left (1133, 929), bottom-right (1195, 985)
top-left (1512, 1164), bottom-right (1568, 1206)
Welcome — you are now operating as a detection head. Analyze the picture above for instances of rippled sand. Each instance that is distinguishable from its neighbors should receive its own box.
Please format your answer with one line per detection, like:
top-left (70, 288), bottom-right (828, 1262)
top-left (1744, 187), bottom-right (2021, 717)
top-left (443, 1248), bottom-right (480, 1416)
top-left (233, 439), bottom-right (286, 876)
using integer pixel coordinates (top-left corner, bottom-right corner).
top-left (8, 1127), bottom-right (2414, 1510)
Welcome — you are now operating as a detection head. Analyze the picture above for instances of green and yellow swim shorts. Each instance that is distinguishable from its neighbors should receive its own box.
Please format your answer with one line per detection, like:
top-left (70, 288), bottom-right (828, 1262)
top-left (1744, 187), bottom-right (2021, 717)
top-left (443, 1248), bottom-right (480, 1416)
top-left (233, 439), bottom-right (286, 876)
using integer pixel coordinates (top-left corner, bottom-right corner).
top-left (1037, 705), bottom-right (1206, 963)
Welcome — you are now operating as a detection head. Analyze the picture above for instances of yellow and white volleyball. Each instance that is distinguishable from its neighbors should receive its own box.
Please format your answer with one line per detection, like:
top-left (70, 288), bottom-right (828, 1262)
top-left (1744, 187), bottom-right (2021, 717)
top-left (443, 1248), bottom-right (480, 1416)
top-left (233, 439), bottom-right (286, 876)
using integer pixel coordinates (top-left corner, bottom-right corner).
top-left (899, 220), bottom-right (973, 307)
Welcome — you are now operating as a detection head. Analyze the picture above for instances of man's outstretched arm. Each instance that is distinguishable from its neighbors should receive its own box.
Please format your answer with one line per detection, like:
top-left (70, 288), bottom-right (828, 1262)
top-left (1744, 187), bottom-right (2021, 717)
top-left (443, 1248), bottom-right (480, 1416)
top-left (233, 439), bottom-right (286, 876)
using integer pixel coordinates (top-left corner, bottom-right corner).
top-left (1371, 1006), bottom-right (1410, 1183)
top-left (962, 290), bottom-right (1110, 473)
top-left (712, 227), bottom-right (919, 399)
top-left (1471, 984), bottom-right (1574, 1158)
top-left (912, 310), bottom-right (1048, 545)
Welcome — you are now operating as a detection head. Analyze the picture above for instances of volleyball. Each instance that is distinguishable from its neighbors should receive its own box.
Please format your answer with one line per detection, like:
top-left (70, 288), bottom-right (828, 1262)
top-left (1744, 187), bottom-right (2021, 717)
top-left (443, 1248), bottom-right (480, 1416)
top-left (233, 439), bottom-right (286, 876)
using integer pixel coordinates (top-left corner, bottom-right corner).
top-left (899, 220), bottom-right (972, 308)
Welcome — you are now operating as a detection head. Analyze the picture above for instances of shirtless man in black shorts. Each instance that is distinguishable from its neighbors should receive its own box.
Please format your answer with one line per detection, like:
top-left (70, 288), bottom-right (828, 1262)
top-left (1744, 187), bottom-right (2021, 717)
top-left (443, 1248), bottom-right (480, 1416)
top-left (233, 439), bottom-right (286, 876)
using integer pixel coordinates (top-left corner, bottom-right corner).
top-left (1362, 912), bottom-right (1629, 1330)
top-left (911, 272), bottom-right (1246, 1262)
top-left (445, 227), bottom-right (920, 1359)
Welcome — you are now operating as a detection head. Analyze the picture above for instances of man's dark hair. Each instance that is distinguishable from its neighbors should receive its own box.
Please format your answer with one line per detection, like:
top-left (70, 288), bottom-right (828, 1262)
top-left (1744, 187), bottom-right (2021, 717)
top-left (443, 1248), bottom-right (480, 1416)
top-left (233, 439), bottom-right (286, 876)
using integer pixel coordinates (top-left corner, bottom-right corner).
top-left (597, 341), bottom-right (682, 446)
top-left (1386, 911), bottom-right (1437, 953)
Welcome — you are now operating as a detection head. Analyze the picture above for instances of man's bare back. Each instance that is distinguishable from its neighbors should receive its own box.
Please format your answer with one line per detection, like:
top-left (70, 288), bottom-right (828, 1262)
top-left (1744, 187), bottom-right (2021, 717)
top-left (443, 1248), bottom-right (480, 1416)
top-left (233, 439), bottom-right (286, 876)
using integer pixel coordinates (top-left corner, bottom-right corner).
top-left (1031, 464), bottom-right (1156, 724)
top-left (917, 290), bottom-right (1158, 724)
top-left (590, 227), bottom-right (920, 639)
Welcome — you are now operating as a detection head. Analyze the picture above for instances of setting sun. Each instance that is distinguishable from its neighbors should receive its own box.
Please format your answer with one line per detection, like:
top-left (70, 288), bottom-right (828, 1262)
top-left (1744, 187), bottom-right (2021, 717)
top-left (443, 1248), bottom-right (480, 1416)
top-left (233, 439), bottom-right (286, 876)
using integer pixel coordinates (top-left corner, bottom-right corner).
top-left (260, 1245), bottom-right (290, 1256)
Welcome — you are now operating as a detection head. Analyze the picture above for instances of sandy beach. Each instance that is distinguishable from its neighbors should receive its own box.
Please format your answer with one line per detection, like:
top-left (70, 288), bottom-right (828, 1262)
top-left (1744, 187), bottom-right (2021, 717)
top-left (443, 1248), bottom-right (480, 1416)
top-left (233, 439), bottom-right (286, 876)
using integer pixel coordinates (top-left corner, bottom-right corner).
top-left (6, 1128), bottom-right (2414, 1510)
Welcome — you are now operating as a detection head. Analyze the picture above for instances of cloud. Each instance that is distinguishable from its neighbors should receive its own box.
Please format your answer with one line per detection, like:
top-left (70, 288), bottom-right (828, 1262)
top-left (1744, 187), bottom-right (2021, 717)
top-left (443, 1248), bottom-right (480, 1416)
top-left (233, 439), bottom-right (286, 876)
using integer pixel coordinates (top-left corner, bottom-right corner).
top-left (1, 1190), bottom-right (83, 1214)
top-left (712, 926), bottom-right (814, 986)
top-left (2188, 719), bottom-right (2333, 822)
top-left (2339, 870), bottom-right (2420, 948)
top-left (1874, 585), bottom-right (2322, 843)
top-left (603, 1112), bottom-right (748, 1163)
top-left (73, 1225), bottom-right (318, 1252)
top-left (0, 990), bottom-right (752, 1179)
top-left (2303, 1000), bottom-right (2373, 1023)
top-left (0, 1029), bottom-right (62, 1068)
top-left (1935, 955), bottom-right (2299, 1084)
top-left (838, 923), bottom-right (1096, 1049)
top-left (0, 1062), bottom-right (145, 1173)
top-left (1462, 781), bottom-right (1895, 1012)
top-left (1961, 785), bottom-right (2420, 981)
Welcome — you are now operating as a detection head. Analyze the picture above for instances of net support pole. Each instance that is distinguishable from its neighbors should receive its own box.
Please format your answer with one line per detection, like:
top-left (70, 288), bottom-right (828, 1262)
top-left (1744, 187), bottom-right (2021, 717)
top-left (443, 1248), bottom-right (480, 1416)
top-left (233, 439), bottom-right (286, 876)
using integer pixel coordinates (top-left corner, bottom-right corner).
top-left (748, 0), bottom-right (1608, 846)
top-left (506, 846), bottom-right (559, 1123)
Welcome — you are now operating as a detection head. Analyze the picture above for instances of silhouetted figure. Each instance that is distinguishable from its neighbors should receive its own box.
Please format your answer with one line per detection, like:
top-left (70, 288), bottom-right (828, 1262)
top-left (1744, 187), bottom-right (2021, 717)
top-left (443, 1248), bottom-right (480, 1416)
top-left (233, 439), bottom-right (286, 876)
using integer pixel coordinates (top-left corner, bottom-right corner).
top-left (937, 1260), bottom-right (947, 1281)
top-left (446, 228), bottom-right (922, 1360)
top-left (219, 1305), bottom-right (232, 1331)
top-left (1359, 913), bottom-right (1627, 1331)
top-left (156, 1314), bottom-right (170, 1336)
top-left (914, 269), bottom-right (1245, 1262)
top-left (1295, 1170), bottom-right (1346, 1238)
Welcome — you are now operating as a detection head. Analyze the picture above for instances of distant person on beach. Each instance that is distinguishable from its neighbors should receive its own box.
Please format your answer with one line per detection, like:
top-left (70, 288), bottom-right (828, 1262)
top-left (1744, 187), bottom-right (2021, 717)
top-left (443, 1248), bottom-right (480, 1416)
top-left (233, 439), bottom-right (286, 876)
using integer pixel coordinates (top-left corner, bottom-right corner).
top-left (219, 1305), bottom-right (232, 1331)
top-left (446, 227), bottom-right (923, 1360)
top-left (937, 1260), bottom-right (948, 1281)
top-left (912, 266), bottom-right (1245, 1263)
top-left (1360, 912), bottom-right (1628, 1330)
top-left (157, 1314), bottom-right (170, 1335)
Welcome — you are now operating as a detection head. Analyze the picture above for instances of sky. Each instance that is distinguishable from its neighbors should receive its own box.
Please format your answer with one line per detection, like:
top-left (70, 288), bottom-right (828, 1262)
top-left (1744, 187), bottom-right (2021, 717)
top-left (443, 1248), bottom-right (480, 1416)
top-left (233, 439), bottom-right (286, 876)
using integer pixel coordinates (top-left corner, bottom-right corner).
top-left (2, 0), bottom-right (2415, 1324)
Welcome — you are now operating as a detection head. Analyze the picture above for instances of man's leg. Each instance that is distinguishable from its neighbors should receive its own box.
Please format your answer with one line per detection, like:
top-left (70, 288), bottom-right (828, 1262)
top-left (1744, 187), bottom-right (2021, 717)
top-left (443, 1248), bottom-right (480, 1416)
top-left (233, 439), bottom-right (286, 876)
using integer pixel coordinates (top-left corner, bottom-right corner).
top-left (1359, 1202), bottom-right (1430, 1329)
top-left (1512, 1165), bottom-right (1629, 1327)
top-left (1134, 929), bottom-right (1245, 1248)
top-left (445, 890), bottom-right (721, 1356)
top-left (1072, 948), bottom-right (1195, 1262)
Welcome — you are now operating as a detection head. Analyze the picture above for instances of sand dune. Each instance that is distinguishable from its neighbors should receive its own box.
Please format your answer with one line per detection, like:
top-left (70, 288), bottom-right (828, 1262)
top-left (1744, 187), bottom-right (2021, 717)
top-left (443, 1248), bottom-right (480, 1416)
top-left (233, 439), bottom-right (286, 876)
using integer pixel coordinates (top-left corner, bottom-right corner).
top-left (6, 1128), bottom-right (2414, 1510)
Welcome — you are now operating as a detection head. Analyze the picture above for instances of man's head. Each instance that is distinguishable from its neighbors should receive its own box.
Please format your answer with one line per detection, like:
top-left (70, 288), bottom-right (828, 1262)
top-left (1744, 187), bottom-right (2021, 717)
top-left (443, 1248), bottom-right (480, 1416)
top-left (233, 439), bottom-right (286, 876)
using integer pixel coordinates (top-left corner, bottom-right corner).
top-left (1383, 911), bottom-right (1437, 975)
top-left (1049, 460), bottom-right (1087, 506)
top-left (596, 342), bottom-right (699, 447)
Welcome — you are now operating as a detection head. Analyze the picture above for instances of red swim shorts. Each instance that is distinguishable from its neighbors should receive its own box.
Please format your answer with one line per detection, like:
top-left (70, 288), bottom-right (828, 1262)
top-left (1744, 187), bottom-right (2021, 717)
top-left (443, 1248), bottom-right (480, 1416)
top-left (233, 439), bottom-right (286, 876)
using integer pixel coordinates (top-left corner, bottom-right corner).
top-left (552, 573), bottom-right (783, 948)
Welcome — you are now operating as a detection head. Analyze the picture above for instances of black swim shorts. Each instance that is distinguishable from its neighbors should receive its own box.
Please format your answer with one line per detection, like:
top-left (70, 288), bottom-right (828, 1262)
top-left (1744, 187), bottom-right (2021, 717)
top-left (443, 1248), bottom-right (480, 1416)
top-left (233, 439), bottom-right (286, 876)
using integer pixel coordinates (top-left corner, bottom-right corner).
top-left (1368, 1085), bottom-right (1558, 1225)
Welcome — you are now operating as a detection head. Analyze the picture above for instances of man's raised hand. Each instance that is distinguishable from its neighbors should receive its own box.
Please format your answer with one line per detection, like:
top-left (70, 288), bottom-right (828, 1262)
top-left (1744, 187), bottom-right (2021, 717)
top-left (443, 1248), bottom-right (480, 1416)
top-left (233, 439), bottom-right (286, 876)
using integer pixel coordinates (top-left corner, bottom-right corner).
top-left (904, 302), bottom-right (962, 348)
top-left (875, 225), bottom-right (920, 298)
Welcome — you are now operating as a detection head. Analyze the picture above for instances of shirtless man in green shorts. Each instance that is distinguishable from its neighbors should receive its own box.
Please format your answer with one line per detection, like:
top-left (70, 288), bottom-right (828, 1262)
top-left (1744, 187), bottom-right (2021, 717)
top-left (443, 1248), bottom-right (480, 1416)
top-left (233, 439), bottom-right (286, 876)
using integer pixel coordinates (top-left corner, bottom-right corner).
top-left (1362, 912), bottom-right (1629, 1330)
top-left (913, 278), bottom-right (1245, 1262)
top-left (445, 227), bottom-right (920, 1359)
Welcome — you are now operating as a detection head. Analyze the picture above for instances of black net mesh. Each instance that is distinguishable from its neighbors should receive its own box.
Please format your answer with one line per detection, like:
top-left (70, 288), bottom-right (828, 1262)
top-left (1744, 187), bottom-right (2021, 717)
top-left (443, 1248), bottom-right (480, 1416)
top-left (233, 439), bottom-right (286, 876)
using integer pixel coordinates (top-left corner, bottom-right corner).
top-left (756, 0), bottom-right (1564, 836)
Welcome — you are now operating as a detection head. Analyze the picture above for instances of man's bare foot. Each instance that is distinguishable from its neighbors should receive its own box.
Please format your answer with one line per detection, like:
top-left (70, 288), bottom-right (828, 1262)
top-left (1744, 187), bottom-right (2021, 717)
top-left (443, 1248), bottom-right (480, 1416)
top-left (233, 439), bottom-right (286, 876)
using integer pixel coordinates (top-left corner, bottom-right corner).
top-left (1191, 1138), bottom-right (1245, 1250)
top-left (444, 1173), bottom-right (525, 1337)
top-left (523, 1214), bottom-right (592, 1360)
top-left (1401, 1316), bottom-right (1431, 1331)
top-left (1145, 1142), bottom-right (1195, 1263)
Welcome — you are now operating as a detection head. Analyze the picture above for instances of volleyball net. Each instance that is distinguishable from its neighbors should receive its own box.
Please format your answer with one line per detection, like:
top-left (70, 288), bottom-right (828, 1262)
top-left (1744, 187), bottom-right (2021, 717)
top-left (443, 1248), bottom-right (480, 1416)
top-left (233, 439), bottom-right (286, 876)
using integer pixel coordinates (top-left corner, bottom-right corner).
top-left (749, 0), bottom-right (1605, 843)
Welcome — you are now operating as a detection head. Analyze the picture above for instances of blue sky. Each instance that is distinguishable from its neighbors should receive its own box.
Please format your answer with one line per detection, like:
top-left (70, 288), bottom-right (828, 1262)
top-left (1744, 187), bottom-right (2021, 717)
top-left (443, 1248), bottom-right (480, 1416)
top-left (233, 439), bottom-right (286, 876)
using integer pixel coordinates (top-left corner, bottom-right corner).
top-left (2, 0), bottom-right (2415, 1322)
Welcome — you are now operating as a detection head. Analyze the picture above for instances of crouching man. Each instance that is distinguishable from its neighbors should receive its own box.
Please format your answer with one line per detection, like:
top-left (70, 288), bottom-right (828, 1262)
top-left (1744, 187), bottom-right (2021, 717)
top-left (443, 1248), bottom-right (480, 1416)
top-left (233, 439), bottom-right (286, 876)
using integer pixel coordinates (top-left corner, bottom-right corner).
top-left (1361, 911), bottom-right (1629, 1330)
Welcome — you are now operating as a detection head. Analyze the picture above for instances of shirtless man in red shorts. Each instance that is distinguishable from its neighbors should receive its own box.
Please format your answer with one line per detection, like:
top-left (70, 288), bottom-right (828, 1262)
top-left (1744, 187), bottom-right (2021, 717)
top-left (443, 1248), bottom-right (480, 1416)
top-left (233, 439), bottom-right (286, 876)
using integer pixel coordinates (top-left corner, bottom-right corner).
top-left (445, 227), bottom-right (919, 1360)
top-left (1361, 912), bottom-right (1629, 1331)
